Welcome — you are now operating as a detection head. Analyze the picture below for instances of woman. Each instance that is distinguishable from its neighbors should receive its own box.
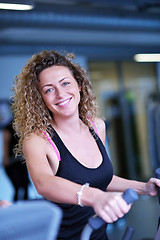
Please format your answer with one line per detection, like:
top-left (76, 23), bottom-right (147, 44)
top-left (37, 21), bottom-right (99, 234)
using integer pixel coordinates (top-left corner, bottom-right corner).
top-left (3, 120), bottom-right (30, 201)
top-left (11, 50), bottom-right (160, 240)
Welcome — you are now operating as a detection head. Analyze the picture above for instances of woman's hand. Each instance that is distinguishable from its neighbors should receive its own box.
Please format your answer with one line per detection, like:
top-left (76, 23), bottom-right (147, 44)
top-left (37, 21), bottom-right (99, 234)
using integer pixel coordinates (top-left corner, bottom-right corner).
top-left (145, 178), bottom-right (160, 196)
top-left (92, 192), bottom-right (131, 223)
top-left (0, 200), bottom-right (12, 208)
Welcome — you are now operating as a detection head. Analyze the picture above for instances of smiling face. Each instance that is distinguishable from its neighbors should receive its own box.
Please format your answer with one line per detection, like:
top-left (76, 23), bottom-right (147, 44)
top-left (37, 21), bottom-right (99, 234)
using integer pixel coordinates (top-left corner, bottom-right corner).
top-left (38, 65), bottom-right (81, 120)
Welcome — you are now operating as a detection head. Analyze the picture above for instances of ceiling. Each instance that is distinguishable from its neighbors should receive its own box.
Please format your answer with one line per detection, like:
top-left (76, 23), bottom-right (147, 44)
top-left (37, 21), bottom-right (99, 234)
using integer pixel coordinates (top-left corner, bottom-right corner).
top-left (0, 0), bottom-right (160, 61)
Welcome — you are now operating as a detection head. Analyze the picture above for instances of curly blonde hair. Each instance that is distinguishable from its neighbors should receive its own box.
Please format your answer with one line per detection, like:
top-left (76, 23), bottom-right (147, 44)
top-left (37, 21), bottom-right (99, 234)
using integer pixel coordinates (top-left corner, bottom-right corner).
top-left (11, 50), bottom-right (99, 155)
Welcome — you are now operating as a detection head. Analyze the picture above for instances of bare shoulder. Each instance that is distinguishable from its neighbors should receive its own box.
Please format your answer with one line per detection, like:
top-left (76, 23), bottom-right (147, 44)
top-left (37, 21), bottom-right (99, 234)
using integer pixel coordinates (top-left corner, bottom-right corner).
top-left (23, 132), bottom-right (48, 159)
top-left (23, 132), bottom-right (45, 150)
top-left (23, 132), bottom-right (59, 176)
top-left (23, 132), bottom-right (44, 143)
top-left (94, 117), bottom-right (105, 131)
top-left (94, 117), bottom-right (106, 144)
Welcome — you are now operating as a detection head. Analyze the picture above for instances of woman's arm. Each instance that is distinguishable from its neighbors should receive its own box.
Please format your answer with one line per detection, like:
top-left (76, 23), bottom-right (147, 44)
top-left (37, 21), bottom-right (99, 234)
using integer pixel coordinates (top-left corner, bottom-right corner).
top-left (23, 133), bottom-right (131, 223)
top-left (93, 119), bottom-right (160, 197)
top-left (23, 133), bottom-right (101, 205)
top-left (107, 175), bottom-right (160, 196)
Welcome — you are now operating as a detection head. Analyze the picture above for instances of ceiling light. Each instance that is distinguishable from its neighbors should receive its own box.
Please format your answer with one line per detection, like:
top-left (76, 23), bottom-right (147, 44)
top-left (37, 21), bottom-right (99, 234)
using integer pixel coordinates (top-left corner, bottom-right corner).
top-left (0, 1), bottom-right (35, 11)
top-left (134, 53), bottom-right (160, 62)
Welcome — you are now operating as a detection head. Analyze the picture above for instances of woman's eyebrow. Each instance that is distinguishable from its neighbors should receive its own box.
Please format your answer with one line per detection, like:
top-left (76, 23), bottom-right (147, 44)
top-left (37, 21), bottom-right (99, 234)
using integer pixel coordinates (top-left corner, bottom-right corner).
top-left (59, 77), bottom-right (67, 83)
top-left (41, 77), bottom-right (68, 90)
top-left (41, 83), bottom-right (53, 90)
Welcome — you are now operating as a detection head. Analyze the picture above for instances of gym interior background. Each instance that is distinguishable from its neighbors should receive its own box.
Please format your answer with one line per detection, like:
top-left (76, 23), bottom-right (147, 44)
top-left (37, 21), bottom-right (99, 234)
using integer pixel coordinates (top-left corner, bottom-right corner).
top-left (0, 1), bottom-right (160, 239)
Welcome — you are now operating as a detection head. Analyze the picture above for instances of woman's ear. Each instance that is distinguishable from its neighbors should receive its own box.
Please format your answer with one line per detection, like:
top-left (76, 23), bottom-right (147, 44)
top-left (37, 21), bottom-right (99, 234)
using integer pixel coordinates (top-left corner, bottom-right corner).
top-left (78, 86), bottom-right (82, 92)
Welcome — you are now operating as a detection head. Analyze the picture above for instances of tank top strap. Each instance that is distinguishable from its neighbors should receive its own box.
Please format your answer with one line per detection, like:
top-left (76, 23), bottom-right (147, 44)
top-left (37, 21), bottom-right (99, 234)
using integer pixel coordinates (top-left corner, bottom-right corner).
top-left (42, 130), bottom-right (61, 161)
top-left (91, 121), bottom-right (99, 136)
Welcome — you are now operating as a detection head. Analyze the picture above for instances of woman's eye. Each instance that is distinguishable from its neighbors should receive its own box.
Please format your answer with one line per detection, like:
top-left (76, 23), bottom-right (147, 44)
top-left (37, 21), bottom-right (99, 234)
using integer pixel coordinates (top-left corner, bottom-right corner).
top-left (45, 88), bottom-right (54, 94)
top-left (63, 82), bottom-right (70, 86)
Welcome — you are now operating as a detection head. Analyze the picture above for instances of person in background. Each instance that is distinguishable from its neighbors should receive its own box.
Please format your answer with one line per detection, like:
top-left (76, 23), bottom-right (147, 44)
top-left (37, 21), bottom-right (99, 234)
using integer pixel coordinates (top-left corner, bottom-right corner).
top-left (11, 50), bottom-right (160, 240)
top-left (0, 200), bottom-right (12, 208)
top-left (3, 120), bottom-right (30, 201)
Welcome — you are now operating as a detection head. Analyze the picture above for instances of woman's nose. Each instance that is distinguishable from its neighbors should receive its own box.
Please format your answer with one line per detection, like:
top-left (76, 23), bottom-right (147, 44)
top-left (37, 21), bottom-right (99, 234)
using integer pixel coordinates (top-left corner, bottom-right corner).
top-left (55, 87), bottom-right (64, 98)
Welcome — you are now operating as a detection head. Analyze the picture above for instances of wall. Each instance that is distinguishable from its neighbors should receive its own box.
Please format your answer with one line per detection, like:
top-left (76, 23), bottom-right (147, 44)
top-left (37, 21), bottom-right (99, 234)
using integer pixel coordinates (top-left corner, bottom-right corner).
top-left (89, 61), bottom-right (157, 179)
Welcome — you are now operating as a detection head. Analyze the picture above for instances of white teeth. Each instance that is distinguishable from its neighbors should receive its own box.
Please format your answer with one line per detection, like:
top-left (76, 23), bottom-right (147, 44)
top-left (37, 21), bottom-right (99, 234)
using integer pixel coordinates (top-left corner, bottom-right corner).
top-left (58, 99), bottom-right (70, 106)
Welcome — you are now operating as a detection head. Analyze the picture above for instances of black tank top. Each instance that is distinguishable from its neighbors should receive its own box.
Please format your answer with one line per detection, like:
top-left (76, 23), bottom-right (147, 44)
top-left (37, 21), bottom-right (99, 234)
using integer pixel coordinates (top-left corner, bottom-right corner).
top-left (48, 126), bottom-right (113, 240)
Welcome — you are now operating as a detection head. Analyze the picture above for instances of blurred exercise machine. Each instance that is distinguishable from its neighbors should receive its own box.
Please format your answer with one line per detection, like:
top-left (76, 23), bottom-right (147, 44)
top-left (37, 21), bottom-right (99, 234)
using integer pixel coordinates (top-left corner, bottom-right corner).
top-left (147, 93), bottom-right (160, 172)
top-left (0, 200), bottom-right (62, 240)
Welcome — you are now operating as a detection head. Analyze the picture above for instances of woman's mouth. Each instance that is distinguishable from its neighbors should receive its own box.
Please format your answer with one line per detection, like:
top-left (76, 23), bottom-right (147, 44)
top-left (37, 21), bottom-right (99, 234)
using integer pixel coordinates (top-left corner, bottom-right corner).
top-left (56, 97), bottom-right (72, 106)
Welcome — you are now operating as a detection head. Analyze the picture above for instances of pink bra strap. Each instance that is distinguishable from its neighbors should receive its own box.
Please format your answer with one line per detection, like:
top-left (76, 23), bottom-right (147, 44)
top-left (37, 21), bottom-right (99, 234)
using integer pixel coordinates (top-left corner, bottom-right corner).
top-left (43, 131), bottom-right (61, 161)
top-left (91, 120), bottom-right (100, 137)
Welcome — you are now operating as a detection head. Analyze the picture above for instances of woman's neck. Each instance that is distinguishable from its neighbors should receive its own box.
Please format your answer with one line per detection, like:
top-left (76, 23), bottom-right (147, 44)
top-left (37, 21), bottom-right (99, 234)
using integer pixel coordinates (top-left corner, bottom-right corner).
top-left (51, 114), bottom-right (85, 135)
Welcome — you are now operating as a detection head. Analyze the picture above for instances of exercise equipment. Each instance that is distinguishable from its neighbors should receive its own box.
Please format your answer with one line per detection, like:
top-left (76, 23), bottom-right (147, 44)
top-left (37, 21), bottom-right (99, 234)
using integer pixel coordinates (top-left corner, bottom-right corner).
top-left (81, 188), bottom-right (139, 240)
top-left (0, 200), bottom-right (62, 240)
